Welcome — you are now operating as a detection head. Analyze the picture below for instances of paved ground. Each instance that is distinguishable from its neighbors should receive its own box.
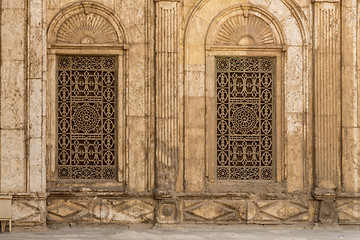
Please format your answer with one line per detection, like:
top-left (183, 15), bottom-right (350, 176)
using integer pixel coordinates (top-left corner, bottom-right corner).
top-left (0, 225), bottom-right (360, 240)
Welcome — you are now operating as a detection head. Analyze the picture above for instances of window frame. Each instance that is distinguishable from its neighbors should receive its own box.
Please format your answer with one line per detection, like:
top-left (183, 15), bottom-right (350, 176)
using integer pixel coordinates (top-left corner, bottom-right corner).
top-left (46, 45), bottom-right (127, 192)
top-left (205, 46), bottom-right (286, 192)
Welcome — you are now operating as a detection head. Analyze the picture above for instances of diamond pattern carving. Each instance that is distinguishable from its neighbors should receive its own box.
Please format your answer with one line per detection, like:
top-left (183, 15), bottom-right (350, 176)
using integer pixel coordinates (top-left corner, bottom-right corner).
top-left (103, 199), bottom-right (154, 223)
top-left (250, 201), bottom-right (309, 223)
top-left (182, 200), bottom-right (245, 222)
top-left (181, 200), bottom-right (308, 224)
top-left (12, 200), bottom-right (46, 225)
top-left (337, 200), bottom-right (360, 224)
top-left (47, 198), bottom-right (154, 224)
top-left (47, 199), bottom-right (99, 223)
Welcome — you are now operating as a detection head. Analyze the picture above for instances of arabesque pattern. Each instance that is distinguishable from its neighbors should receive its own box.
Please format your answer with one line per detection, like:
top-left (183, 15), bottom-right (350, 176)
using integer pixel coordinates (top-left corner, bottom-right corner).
top-left (216, 57), bottom-right (274, 180)
top-left (57, 56), bottom-right (117, 180)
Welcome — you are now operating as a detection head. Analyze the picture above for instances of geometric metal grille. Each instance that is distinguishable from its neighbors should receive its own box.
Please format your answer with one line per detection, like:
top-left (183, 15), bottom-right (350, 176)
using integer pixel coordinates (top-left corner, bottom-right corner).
top-left (57, 56), bottom-right (117, 180)
top-left (216, 57), bottom-right (274, 180)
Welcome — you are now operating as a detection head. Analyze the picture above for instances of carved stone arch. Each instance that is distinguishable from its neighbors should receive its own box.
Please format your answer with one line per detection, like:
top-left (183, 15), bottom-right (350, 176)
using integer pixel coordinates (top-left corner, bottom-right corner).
top-left (185, 0), bottom-right (309, 47)
top-left (205, 5), bottom-right (286, 47)
top-left (47, 1), bottom-right (128, 45)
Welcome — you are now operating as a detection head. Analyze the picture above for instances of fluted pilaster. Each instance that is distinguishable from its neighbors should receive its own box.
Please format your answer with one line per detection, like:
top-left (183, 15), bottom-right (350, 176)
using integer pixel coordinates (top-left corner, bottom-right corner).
top-left (313, 0), bottom-right (341, 224)
top-left (154, 0), bottom-right (180, 191)
top-left (154, 0), bottom-right (181, 224)
top-left (313, 0), bottom-right (341, 192)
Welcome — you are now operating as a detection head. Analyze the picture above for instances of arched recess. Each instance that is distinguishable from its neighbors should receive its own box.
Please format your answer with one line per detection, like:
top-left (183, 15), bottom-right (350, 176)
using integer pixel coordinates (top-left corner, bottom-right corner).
top-left (183, 0), bottom-right (311, 193)
top-left (46, 1), bottom-right (129, 191)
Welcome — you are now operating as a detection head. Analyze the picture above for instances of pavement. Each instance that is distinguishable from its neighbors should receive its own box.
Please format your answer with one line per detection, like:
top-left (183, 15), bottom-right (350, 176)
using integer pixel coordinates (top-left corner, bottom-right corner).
top-left (0, 225), bottom-right (360, 240)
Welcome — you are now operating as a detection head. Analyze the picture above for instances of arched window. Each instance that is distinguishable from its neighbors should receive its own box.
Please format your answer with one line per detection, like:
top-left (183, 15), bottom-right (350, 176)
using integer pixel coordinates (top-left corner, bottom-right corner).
top-left (205, 5), bottom-right (286, 184)
top-left (47, 2), bottom-right (128, 187)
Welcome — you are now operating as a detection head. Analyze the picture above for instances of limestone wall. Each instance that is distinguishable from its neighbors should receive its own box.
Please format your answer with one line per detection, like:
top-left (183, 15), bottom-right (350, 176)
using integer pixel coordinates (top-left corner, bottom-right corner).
top-left (0, 0), bottom-right (359, 227)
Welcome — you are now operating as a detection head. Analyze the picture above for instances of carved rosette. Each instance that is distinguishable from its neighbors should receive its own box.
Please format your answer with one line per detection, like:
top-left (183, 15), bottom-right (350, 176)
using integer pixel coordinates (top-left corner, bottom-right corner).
top-left (156, 201), bottom-right (178, 224)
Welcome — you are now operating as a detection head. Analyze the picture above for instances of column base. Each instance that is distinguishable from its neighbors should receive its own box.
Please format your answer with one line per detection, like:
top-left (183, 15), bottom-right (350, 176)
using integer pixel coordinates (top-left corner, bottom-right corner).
top-left (155, 199), bottom-right (179, 224)
top-left (313, 188), bottom-right (337, 224)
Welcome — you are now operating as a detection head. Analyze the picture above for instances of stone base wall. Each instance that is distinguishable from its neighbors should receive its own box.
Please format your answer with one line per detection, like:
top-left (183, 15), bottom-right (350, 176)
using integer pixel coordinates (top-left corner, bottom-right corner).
top-left (7, 195), bottom-right (360, 226)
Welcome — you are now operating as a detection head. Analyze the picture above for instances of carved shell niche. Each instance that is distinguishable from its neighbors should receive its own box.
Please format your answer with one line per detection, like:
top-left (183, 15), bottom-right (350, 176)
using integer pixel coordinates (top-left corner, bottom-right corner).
top-left (215, 14), bottom-right (275, 46)
top-left (56, 12), bottom-right (119, 44)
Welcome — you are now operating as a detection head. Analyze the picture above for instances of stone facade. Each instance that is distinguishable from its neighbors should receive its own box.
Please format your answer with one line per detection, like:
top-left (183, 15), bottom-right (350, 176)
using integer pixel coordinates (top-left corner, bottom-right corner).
top-left (0, 0), bottom-right (360, 227)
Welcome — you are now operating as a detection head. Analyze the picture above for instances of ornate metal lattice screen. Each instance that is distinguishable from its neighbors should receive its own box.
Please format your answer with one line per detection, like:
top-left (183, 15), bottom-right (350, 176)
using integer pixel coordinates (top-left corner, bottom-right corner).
top-left (216, 57), bottom-right (274, 180)
top-left (57, 56), bottom-right (117, 180)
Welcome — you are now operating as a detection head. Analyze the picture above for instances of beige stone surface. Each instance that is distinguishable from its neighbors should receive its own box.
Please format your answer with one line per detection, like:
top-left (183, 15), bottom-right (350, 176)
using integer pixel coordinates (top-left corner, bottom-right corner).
top-left (0, 130), bottom-right (26, 193)
top-left (0, 0), bottom-right (360, 228)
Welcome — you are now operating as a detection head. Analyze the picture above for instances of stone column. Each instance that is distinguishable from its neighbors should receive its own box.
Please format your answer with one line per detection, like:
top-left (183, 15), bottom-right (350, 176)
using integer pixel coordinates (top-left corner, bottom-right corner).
top-left (154, 0), bottom-right (180, 224)
top-left (313, 0), bottom-right (341, 223)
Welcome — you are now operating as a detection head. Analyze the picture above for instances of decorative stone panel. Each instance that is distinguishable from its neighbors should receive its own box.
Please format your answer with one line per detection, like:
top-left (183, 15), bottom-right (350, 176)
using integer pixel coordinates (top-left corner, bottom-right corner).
top-left (156, 201), bottom-right (179, 224)
top-left (182, 200), bottom-right (246, 223)
top-left (247, 200), bottom-right (309, 223)
top-left (47, 198), bottom-right (154, 224)
top-left (101, 199), bottom-right (154, 223)
top-left (181, 199), bottom-right (309, 224)
top-left (12, 198), bottom-right (46, 226)
top-left (47, 198), bottom-right (101, 223)
top-left (337, 200), bottom-right (360, 224)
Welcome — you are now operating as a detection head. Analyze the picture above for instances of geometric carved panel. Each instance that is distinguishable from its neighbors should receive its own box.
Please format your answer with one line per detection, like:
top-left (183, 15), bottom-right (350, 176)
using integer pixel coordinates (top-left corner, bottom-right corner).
top-left (101, 199), bottom-right (154, 223)
top-left (47, 199), bottom-right (100, 223)
top-left (216, 57), bottom-right (275, 180)
top-left (47, 198), bottom-right (154, 224)
top-left (247, 200), bottom-right (309, 223)
top-left (215, 15), bottom-right (275, 46)
top-left (56, 13), bottom-right (118, 44)
top-left (337, 200), bottom-right (360, 224)
top-left (181, 200), bottom-right (309, 224)
top-left (57, 56), bottom-right (117, 180)
top-left (12, 200), bottom-right (46, 225)
top-left (182, 200), bottom-right (246, 223)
